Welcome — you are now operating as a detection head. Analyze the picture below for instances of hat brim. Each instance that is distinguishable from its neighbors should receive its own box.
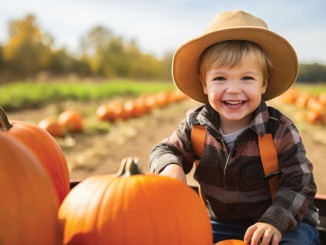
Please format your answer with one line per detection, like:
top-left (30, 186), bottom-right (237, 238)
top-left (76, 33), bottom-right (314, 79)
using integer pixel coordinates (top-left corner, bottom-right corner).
top-left (172, 27), bottom-right (298, 102)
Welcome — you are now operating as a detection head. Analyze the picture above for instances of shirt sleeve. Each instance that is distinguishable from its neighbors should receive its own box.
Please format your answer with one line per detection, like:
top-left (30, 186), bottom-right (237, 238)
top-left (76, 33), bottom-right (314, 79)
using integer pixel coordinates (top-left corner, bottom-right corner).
top-left (149, 117), bottom-right (195, 175)
top-left (258, 120), bottom-right (317, 234)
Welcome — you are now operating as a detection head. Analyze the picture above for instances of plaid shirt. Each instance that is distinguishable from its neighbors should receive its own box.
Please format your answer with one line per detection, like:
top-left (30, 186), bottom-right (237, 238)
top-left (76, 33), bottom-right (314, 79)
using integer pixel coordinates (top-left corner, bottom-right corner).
top-left (150, 100), bottom-right (318, 235)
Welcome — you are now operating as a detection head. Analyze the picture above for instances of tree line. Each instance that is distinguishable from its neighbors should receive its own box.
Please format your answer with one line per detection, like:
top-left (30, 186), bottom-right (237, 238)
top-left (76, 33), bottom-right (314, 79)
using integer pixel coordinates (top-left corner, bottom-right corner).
top-left (0, 14), bottom-right (325, 83)
top-left (0, 14), bottom-right (172, 83)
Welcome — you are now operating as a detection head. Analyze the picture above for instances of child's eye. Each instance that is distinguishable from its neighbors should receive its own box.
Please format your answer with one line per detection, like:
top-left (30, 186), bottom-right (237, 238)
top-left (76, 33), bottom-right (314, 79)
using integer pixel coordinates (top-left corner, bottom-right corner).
top-left (242, 76), bottom-right (254, 80)
top-left (213, 76), bottom-right (226, 81)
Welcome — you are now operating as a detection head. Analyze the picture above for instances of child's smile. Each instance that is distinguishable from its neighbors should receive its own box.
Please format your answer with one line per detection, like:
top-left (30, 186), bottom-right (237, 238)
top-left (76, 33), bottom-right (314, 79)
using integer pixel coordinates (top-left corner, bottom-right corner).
top-left (222, 100), bottom-right (247, 108)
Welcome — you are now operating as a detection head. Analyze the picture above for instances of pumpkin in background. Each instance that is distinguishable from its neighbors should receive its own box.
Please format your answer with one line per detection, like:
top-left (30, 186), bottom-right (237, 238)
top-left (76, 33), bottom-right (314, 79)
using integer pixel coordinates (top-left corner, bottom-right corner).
top-left (38, 117), bottom-right (66, 137)
top-left (0, 107), bottom-right (70, 204)
top-left (280, 88), bottom-right (299, 104)
top-left (319, 92), bottom-right (326, 106)
top-left (59, 158), bottom-right (212, 245)
top-left (155, 91), bottom-right (171, 107)
top-left (306, 110), bottom-right (325, 124)
top-left (307, 97), bottom-right (324, 114)
top-left (123, 99), bottom-right (147, 117)
top-left (96, 101), bottom-right (128, 122)
top-left (171, 90), bottom-right (188, 103)
top-left (215, 240), bottom-right (249, 245)
top-left (96, 104), bottom-right (113, 121)
top-left (144, 94), bottom-right (159, 110)
top-left (58, 109), bottom-right (83, 133)
top-left (0, 132), bottom-right (60, 244)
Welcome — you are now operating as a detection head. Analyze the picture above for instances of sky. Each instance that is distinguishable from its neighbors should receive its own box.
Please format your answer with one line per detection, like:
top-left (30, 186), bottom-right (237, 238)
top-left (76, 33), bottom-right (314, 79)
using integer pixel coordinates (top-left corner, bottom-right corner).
top-left (0, 0), bottom-right (326, 64)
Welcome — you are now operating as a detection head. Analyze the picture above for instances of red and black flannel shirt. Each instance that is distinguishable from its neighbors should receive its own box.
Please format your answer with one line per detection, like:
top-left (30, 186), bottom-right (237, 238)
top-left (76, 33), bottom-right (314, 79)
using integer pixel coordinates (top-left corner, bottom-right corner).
top-left (150, 100), bottom-right (319, 235)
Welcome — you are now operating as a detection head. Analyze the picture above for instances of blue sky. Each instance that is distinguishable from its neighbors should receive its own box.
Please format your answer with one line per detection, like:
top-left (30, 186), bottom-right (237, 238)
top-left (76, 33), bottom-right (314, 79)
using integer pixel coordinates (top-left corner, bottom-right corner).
top-left (0, 0), bottom-right (325, 64)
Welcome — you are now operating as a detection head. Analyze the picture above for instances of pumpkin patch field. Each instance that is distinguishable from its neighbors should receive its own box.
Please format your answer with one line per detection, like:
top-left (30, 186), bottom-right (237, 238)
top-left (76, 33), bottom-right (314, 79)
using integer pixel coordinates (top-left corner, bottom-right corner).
top-left (3, 82), bottom-right (326, 195)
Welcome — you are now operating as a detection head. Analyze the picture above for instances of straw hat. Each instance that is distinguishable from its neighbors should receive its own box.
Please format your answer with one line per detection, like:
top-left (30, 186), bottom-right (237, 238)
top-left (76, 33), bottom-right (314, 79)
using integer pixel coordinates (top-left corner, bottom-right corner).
top-left (172, 10), bottom-right (298, 102)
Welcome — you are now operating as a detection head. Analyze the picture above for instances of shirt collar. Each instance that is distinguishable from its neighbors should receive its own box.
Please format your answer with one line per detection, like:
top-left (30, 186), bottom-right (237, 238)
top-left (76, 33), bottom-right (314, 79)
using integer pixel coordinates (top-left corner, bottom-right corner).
top-left (196, 99), bottom-right (269, 136)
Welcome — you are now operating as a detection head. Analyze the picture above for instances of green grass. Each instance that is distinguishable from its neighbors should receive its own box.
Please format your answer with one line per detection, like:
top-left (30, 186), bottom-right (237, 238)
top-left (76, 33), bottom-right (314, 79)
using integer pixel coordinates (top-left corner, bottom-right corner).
top-left (294, 83), bottom-right (326, 95)
top-left (1, 80), bottom-right (324, 112)
top-left (0, 79), bottom-right (175, 111)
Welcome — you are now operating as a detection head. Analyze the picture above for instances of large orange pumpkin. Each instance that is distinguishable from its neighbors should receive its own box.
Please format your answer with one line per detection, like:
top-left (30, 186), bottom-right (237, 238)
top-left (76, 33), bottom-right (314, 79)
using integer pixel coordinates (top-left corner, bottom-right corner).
top-left (59, 158), bottom-right (212, 245)
top-left (0, 107), bottom-right (70, 204)
top-left (0, 132), bottom-right (60, 244)
top-left (215, 240), bottom-right (249, 244)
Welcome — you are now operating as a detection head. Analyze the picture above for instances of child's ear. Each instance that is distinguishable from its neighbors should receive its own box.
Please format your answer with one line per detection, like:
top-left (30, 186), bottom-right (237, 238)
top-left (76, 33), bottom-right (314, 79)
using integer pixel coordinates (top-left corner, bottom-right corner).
top-left (199, 75), bottom-right (208, 94)
top-left (262, 80), bottom-right (268, 94)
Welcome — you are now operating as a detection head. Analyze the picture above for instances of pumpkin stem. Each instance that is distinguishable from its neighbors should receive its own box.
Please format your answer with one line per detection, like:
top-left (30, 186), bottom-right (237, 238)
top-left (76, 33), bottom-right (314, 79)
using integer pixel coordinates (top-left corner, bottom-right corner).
top-left (0, 107), bottom-right (13, 131)
top-left (116, 157), bottom-right (143, 177)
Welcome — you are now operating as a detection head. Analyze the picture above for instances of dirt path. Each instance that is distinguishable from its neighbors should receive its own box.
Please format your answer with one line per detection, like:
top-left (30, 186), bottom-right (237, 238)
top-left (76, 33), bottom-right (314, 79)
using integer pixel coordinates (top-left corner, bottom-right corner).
top-left (6, 98), bottom-right (326, 194)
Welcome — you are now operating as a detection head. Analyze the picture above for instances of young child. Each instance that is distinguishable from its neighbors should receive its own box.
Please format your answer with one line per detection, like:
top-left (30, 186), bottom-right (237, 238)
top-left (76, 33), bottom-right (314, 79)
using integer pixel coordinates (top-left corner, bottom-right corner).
top-left (149, 10), bottom-right (319, 244)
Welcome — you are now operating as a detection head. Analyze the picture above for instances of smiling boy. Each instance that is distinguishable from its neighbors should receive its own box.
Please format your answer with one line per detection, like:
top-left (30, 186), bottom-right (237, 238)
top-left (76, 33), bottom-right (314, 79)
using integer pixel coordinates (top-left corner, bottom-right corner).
top-left (149, 10), bottom-right (319, 244)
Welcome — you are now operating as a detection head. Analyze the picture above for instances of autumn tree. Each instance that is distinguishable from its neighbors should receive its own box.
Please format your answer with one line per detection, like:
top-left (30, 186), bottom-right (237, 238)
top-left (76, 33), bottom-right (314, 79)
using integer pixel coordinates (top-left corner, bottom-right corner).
top-left (298, 63), bottom-right (326, 83)
top-left (49, 48), bottom-right (91, 76)
top-left (0, 45), bottom-right (3, 70)
top-left (80, 25), bottom-right (171, 79)
top-left (3, 14), bottom-right (53, 78)
top-left (80, 25), bottom-right (113, 76)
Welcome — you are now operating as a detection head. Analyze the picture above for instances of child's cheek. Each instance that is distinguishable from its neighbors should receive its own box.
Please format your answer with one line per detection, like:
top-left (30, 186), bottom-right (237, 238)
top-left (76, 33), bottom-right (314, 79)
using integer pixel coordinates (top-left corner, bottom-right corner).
top-left (208, 91), bottom-right (220, 106)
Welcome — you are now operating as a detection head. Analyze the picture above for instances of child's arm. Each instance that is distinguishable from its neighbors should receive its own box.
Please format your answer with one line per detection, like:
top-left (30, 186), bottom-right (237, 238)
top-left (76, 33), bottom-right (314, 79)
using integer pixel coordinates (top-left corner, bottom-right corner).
top-left (150, 115), bottom-right (196, 176)
top-left (244, 222), bottom-right (281, 245)
top-left (253, 117), bottom-right (318, 237)
top-left (159, 164), bottom-right (187, 183)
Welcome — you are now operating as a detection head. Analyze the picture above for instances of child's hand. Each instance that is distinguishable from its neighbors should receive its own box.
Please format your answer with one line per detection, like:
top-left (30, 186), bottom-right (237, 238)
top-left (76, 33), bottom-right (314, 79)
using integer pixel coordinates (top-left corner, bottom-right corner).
top-left (159, 164), bottom-right (187, 183)
top-left (244, 222), bottom-right (281, 245)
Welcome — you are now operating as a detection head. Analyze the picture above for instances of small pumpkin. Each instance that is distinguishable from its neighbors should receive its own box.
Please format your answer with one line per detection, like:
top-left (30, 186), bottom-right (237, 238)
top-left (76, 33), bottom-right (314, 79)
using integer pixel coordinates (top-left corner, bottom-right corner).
top-left (59, 157), bottom-right (212, 245)
top-left (318, 92), bottom-right (326, 106)
top-left (58, 109), bottom-right (83, 133)
top-left (306, 110), bottom-right (325, 124)
top-left (123, 99), bottom-right (147, 117)
top-left (0, 132), bottom-right (59, 244)
top-left (215, 240), bottom-right (249, 245)
top-left (96, 101), bottom-right (129, 122)
top-left (96, 104), bottom-right (112, 121)
top-left (38, 117), bottom-right (66, 137)
top-left (0, 107), bottom-right (70, 204)
top-left (155, 91), bottom-right (171, 107)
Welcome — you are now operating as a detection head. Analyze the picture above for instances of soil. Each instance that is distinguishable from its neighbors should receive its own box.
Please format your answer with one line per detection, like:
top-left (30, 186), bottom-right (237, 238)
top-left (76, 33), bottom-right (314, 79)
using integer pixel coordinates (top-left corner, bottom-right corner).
top-left (6, 98), bottom-right (326, 194)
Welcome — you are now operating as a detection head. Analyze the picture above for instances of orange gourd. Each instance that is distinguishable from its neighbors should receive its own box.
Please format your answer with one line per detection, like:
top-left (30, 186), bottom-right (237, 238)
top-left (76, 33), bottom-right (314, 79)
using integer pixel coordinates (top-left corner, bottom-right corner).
top-left (38, 117), bottom-right (66, 137)
top-left (96, 101), bottom-right (129, 122)
top-left (59, 158), bottom-right (212, 245)
top-left (215, 240), bottom-right (249, 244)
top-left (0, 107), bottom-right (70, 204)
top-left (0, 132), bottom-right (59, 244)
top-left (58, 109), bottom-right (83, 133)
top-left (306, 110), bottom-right (325, 124)
top-left (319, 92), bottom-right (326, 106)
top-left (124, 99), bottom-right (147, 117)
top-left (96, 104), bottom-right (112, 121)
top-left (155, 91), bottom-right (171, 107)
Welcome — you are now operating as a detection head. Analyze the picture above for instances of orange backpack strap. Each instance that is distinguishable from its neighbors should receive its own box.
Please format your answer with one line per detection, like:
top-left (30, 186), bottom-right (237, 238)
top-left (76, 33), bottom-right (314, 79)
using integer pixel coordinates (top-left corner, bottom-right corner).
top-left (191, 125), bottom-right (207, 166)
top-left (191, 125), bottom-right (279, 200)
top-left (258, 134), bottom-right (279, 200)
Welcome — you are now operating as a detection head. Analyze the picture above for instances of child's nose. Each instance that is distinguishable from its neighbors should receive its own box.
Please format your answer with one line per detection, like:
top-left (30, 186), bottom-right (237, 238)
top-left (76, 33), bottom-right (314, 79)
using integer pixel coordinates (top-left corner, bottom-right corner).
top-left (226, 81), bottom-right (241, 93)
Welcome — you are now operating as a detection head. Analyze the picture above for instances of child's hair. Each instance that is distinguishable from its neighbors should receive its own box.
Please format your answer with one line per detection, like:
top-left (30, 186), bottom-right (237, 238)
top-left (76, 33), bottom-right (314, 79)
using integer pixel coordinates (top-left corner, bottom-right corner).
top-left (199, 40), bottom-right (273, 86)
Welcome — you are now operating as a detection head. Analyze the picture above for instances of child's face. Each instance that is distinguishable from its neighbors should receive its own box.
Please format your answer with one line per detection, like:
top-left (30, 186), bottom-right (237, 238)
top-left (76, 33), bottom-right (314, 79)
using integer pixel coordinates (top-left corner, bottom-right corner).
top-left (202, 57), bottom-right (267, 132)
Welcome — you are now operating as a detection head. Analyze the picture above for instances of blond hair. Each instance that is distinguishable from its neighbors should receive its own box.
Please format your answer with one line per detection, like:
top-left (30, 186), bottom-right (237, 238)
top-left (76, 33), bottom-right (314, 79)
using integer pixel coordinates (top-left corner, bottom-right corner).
top-left (199, 40), bottom-right (273, 85)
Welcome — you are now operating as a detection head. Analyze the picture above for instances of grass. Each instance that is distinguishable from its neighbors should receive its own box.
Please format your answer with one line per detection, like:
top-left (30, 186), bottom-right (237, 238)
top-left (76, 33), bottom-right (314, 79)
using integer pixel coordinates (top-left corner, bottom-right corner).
top-left (294, 83), bottom-right (326, 95)
top-left (0, 79), bottom-right (175, 111)
top-left (1, 79), bottom-right (324, 112)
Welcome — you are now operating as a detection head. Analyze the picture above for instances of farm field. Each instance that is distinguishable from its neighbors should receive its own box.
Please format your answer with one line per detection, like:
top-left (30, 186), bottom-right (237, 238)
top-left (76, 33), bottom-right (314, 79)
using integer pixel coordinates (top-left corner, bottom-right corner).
top-left (4, 82), bottom-right (326, 194)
